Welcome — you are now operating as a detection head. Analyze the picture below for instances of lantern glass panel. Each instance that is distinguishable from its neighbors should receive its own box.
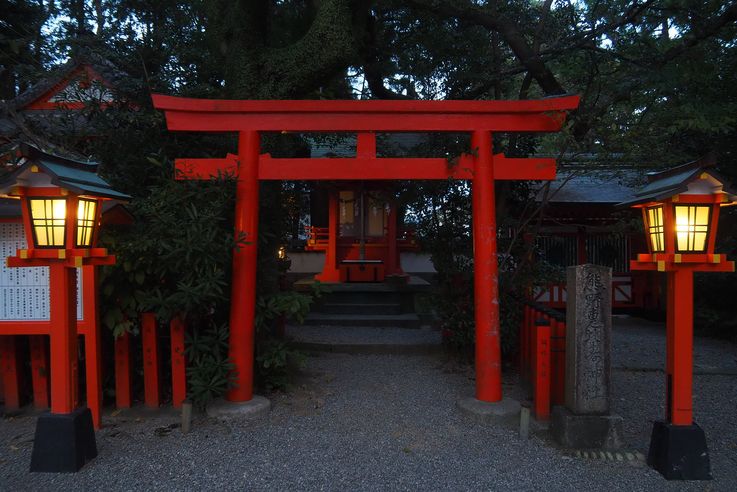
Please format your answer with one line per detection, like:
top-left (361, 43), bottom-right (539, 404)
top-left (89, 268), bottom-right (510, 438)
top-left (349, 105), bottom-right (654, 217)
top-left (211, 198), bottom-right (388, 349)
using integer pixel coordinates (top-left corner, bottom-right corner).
top-left (76, 199), bottom-right (97, 247)
top-left (675, 205), bottom-right (710, 252)
top-left (29, 198), bottom-right (67, 247)
top-left (646, 205), bottom-right (665, 252)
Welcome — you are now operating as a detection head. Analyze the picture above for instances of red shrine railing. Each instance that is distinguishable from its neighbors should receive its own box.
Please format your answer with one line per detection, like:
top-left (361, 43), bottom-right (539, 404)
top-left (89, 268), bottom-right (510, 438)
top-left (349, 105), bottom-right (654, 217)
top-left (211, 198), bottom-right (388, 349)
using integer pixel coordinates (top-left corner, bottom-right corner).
top-left (519, 299), bottom-right (567, 421)
top-left (304, 226), bottom-right (420, 251)
top-left (1, 313), bottom-right (188, 422)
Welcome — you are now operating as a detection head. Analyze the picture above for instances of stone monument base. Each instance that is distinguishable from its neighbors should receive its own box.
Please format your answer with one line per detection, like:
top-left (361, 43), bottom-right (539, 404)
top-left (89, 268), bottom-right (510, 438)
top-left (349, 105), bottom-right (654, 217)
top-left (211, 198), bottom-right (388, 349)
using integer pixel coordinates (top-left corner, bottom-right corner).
top-left (647, 421), bottom-right (711, 480)
top-left (457, 397), bottom-right (520, 427)
top-left (551, 406), bottom-right (623, 449)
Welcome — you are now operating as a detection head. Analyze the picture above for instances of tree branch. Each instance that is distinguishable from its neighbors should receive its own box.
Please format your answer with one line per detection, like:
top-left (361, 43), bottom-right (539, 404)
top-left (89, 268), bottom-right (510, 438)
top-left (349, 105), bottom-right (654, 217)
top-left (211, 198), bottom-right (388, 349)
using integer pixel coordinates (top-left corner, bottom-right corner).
top-left (406, 0), bottom-right (566, 95)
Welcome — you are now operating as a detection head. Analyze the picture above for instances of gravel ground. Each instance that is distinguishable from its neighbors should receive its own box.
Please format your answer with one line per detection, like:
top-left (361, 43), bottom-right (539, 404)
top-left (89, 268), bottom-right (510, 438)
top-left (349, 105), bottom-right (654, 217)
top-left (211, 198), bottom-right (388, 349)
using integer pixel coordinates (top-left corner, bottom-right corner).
top-left (1, 317), bottom-right (736, 491)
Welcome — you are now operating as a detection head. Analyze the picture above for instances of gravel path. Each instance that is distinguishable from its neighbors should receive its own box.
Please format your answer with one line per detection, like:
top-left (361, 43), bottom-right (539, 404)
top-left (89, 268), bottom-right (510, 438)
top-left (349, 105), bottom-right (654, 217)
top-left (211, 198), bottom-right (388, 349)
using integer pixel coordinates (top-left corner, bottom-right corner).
top-left (1, 317), bottom-right (736, 491)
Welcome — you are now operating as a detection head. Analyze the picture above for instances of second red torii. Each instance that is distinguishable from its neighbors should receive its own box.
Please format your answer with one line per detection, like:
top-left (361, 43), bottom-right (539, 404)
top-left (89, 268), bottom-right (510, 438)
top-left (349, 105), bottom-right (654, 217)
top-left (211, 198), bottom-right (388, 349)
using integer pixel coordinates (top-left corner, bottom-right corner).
top-left (152, 93), bottom-right (580, 409)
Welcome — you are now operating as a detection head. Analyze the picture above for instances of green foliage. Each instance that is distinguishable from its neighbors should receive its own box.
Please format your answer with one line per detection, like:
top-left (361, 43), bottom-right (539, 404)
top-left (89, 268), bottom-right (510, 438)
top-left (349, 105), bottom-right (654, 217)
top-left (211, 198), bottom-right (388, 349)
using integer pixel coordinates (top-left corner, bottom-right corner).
top-left (254, 283), bottom-right (327, 392)
top-left (256, 338), bottom-right (306, 393)
top-left (185, 322), bottom-right (234, 409)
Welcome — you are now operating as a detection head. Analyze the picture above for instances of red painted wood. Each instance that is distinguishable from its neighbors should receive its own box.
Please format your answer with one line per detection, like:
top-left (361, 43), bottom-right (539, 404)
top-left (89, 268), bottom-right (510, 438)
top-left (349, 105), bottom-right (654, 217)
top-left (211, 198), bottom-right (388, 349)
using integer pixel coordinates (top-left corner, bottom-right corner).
top-left (0, 336), bottom-right (22, 411)
top-left (152, 94), bottom-right (580, 132)
top-left (141, 312), bottom-right (161, 408)
top-left (114, 331), bottom-right (132, 408)
top-left (176, 155), bottom-right (556, 181)
top-left (668, 269), bottom-right (694, 425)
top-left (533, 321), bottom-right (552, 421)
top-left (315, 193), bottom-right (340, 282)
top-left (49, 264), bottom-right (78, 414)
top-left (82, 266), bottom-right (102, 429)
top-left (386, 204), bottom-right (400, 276)
top-left (472, 131), bottom-right (502, 402)
top-left (29, 336), bottom-right (50, 409)
top-left (0, 322), bottom-right (51, 335)
top-left (339, 263), bottom-right (385, 282)
top-left (153, 93), bottom-right (580, 113)
top-left (170, 317), bottom-right (187, 408)
top-left (356, 132), bottom-right (377, 157)
top-left (226, 131), bottom-right (260, 402)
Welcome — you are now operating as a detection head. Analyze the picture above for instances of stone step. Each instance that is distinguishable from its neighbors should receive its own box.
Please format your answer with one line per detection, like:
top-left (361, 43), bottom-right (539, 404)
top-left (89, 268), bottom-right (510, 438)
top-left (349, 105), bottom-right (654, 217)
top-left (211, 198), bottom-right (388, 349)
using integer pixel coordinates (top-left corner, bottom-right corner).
top-left (286, 325), bottom-right (441, 355)
top-left (303, 312), bottom-right (421, 329)
top-left (320, 302), bottom-right (403, 315)
top-left (319, 290), bottom-right (402, 305)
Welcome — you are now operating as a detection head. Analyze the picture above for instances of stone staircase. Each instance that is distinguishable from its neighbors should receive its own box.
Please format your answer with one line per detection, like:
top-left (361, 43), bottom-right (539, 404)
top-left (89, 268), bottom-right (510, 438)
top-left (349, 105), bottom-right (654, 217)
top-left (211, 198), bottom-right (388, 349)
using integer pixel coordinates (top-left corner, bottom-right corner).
top-left (290, 276), bottom-right (440, 354)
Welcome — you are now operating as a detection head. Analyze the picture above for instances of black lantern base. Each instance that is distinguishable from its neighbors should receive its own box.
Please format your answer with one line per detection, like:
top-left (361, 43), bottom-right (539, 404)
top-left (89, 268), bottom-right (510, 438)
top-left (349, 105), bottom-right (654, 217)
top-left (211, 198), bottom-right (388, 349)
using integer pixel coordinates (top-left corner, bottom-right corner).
top-left (30, 407), bottom-right (98, 473)
top-left (647, 420), bottom-right (711, 480)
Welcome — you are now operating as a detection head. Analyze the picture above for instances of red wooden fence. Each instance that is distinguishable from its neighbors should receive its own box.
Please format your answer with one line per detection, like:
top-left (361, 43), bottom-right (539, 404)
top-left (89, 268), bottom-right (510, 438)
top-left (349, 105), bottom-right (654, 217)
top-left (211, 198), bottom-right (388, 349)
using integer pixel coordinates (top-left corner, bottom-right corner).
top-left (519, 300), bottom-right (566, 421)
top-left (1, 313), bottom-right (187, 423)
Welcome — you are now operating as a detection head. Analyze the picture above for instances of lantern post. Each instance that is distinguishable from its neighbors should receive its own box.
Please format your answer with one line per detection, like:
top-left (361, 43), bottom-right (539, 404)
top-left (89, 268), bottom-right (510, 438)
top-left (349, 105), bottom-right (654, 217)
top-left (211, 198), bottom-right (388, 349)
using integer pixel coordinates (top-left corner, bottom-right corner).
top-left (621, 157), bottom-right (736, 480)
top-left (0, 143), bottom-right (129, 473)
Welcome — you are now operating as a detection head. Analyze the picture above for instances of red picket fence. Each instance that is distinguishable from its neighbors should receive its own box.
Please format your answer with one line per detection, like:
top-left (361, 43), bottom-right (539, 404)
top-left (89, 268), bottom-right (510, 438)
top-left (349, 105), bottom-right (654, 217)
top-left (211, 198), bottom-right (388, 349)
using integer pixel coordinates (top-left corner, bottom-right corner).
top-left (0, 313), bottom-right (187, 424)
top-left (519, 300), bottom-right (566, 421)
top-left (114, 313), bottom-right (187, 410)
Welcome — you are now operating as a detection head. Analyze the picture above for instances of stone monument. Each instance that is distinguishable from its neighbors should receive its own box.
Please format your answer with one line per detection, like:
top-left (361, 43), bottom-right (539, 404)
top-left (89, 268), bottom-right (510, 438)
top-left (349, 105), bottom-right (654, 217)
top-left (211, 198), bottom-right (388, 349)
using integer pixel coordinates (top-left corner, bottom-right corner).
top-left (551, 264), bottom-right (624, 449)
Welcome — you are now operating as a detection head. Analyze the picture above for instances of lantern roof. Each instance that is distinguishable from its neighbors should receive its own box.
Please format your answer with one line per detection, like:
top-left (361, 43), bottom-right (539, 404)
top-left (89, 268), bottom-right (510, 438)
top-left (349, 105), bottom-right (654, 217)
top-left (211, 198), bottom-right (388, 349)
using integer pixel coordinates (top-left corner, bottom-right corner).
top-left (0, 142), bottom-right (130, 200)
top-left (618, 155), bottom-right (737, 207)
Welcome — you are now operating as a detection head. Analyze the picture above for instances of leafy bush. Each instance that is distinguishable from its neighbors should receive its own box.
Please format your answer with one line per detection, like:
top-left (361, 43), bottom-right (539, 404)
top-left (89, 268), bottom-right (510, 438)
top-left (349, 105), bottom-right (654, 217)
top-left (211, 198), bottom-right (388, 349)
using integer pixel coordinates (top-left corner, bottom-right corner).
top-left (185, 322), bottom-right (233, 409)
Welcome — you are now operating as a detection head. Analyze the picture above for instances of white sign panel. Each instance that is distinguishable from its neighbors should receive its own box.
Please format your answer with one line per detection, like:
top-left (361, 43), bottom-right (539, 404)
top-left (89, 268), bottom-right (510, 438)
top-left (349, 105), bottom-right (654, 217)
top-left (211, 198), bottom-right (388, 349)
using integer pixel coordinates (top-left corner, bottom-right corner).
top-left (0, 222), bottom-right (83, 321)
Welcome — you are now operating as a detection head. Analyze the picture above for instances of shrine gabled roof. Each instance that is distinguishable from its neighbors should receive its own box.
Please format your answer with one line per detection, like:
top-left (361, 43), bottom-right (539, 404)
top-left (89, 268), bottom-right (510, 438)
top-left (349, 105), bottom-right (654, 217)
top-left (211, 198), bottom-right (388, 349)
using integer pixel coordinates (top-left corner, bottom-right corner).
top-left (535, 167), bottom-right (642, 204)
top-left (5, 49), bottom-right (129, 112)
top-left (0, 142), bottom-right (130, 200)
top-left (617, 155), bottom-right (737, 207)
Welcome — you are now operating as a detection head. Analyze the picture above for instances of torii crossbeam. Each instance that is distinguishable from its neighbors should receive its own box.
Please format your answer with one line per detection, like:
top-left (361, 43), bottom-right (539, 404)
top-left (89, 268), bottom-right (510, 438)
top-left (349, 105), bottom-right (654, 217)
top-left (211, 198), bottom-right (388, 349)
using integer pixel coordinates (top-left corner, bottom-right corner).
top-left (152, 94), bottom-right (580, 406)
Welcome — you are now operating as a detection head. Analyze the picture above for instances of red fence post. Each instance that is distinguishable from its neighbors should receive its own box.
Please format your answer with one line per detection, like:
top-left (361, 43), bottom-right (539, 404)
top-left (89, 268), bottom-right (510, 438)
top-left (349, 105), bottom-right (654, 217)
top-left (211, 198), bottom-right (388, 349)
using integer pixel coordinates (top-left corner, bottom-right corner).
top-left (141, 313), bottom-right (161, 408)
top-left (551, 318), bottom-right (566, 406)
top-left (170, 317), bottom-right (187, 408)
top-left (0, 336), bottom-right (22, 411)
top-left (533, 319), bottom-right (551, 421)
top-left (519, 305), bottom-right (528, 380)
top-left (114, 331), bottom-right (132, 408)
top-left (82, 266), bottom-right (103, 429)
top-left (29, 335), bottom-right (50, 409)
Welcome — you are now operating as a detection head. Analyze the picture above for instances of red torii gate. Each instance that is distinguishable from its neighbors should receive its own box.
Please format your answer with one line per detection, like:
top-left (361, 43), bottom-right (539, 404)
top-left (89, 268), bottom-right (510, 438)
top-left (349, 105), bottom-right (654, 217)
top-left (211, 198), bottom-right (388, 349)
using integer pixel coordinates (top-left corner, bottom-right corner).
top-left (152, 94), bottom-right (580, 406)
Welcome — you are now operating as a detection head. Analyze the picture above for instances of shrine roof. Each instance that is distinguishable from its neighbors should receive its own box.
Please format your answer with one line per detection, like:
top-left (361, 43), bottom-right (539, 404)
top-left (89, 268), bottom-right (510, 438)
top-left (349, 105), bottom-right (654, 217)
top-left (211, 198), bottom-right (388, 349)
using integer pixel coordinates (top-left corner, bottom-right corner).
top-left (5, 49), bottom-right (129, 112)
top-left (536, 167), bottom-right (642, 204)
top-left (0, 142), bottom-right (130, 201)
top-left (618, 155), bottom-right (737, 207)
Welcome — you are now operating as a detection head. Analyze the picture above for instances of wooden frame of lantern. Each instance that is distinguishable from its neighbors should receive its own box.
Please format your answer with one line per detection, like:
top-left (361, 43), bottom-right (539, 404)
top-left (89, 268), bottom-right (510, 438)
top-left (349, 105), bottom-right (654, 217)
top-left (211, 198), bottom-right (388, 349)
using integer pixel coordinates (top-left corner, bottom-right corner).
top-left (622, 157), bottom-right (736, 480)
top-left (0, 143), bottom-right (129, 473)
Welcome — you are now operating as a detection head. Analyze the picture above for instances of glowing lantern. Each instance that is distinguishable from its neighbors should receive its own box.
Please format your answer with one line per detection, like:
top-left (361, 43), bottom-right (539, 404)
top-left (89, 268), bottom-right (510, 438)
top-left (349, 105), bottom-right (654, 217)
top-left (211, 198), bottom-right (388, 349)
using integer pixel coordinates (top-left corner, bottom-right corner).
top-left (0, 142), bottom-right (129, 473)
top-left (620, 156), bottom-right (736, 480)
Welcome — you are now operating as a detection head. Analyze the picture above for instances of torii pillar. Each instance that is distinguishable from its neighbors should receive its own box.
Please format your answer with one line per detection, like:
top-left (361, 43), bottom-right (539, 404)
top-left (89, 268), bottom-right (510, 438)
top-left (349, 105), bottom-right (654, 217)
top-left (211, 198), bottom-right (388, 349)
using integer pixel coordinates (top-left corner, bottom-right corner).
top-left (227, 131), bottom-right (260, 402)
top-left (471, 130), bottom-right (502, 402)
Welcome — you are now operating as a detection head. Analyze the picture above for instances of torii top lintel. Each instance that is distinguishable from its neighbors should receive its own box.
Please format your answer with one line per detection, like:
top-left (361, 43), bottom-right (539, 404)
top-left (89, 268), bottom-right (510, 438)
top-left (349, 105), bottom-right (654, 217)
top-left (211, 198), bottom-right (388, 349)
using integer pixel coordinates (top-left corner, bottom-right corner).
top-left (151, 94), bottom-right (580, 133)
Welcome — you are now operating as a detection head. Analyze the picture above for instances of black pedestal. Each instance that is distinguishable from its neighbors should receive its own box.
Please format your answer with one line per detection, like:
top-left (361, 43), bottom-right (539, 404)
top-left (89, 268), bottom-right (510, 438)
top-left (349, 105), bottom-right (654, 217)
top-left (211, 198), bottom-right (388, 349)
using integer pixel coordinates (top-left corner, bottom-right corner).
top-left (647, 420), bottom-right (711, 480)
top-left (30, 407), bottom-right (98, 473)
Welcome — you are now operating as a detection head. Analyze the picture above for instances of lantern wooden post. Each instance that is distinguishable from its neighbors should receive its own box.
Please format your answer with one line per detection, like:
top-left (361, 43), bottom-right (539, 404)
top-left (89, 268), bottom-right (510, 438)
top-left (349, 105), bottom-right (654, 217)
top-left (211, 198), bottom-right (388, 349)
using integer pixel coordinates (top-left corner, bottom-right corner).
top-left (48, 264), bottom-right (79, 414)
top-left (667, 269), bottom-right (694, 426)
